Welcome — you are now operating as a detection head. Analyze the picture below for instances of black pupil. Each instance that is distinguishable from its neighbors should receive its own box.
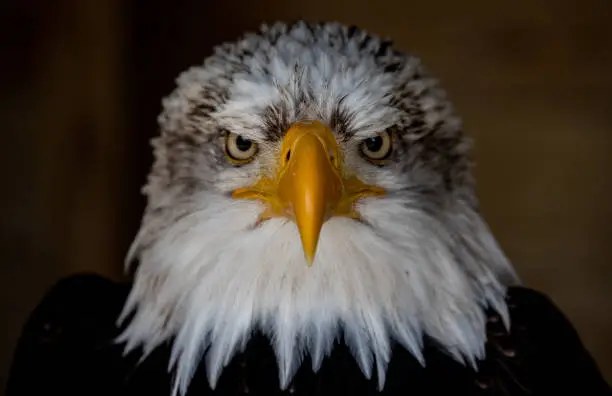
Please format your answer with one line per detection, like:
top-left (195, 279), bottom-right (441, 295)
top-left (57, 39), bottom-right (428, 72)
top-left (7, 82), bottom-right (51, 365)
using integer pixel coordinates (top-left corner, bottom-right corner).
top-left (365, 136), bottom-right (383, 152)
top-left (236, 135), bottom-right (252, 151)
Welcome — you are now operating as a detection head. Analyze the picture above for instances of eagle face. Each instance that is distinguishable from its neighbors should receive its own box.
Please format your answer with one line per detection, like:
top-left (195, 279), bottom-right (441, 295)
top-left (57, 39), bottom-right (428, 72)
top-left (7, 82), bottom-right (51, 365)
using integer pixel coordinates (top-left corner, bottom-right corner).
top-left (119, 21), bottom-right (518, 395)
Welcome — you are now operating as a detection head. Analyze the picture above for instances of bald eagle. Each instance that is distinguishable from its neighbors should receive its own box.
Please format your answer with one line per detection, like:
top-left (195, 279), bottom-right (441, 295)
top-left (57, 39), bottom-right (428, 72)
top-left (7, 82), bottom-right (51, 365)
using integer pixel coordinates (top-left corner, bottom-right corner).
top-left (7, 21), bottom-right (611, 396)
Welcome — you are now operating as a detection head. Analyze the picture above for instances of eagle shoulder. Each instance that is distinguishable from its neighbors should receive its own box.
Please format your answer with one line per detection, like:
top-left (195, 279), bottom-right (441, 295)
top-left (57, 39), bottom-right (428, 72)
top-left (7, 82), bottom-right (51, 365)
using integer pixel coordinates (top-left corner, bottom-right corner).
top-left (6, 276), bottom-right (610, 396)
top-left (6, 274), bottom-right (131, 396)
top-left (478, 286), bottom-right (611, 395)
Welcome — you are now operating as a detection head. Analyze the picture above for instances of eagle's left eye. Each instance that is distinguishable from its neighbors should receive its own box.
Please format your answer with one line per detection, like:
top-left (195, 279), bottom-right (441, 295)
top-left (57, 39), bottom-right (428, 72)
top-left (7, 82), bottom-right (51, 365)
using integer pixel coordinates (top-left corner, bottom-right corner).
top-left (225, 132), bottom-right (258, 164)
top-left (360, 131), bottom-right (392, 163)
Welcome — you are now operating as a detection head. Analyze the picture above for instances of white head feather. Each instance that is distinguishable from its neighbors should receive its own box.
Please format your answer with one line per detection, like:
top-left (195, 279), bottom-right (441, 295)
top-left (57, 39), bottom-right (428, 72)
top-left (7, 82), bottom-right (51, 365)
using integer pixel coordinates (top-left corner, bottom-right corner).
top-left (117, 21), bottom-right (519, 396)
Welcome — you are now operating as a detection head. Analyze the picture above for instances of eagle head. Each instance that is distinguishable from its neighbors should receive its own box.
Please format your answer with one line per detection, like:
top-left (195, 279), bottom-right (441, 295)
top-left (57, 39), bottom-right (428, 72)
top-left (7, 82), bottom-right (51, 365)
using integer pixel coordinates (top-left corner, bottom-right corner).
top-left (118, 21), bottom-right (519, 396)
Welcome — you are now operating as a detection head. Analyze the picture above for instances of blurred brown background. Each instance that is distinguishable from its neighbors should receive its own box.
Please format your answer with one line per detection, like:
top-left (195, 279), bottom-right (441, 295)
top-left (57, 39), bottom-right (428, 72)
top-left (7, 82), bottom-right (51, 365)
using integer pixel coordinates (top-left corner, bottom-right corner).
top-left (1, 0), bottom-right (611, 390)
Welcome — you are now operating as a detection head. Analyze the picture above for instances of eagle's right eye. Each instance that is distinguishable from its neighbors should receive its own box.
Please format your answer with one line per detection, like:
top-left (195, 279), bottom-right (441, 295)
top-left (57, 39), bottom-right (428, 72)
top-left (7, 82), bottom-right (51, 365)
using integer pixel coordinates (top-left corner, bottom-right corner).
top-left (225, 132), bottom-right (258, 164)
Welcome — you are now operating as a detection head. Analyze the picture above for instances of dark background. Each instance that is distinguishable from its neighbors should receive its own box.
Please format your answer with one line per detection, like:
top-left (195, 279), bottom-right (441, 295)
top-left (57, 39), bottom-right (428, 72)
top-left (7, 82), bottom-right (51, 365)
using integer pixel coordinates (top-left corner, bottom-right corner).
top-left (1, 0), bottom-right (611, 390)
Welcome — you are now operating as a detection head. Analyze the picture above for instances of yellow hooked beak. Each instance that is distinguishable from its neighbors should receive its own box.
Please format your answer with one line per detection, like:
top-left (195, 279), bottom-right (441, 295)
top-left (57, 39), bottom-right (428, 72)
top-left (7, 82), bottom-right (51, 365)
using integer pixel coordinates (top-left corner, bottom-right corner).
top-left (232, 120), bottom-right (385, 265)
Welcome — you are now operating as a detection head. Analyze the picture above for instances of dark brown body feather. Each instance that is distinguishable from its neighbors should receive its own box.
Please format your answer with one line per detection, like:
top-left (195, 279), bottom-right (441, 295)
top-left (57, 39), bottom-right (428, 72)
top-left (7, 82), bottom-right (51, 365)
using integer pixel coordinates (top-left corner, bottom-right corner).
top-left (6, 274), bottom-right (611, 396)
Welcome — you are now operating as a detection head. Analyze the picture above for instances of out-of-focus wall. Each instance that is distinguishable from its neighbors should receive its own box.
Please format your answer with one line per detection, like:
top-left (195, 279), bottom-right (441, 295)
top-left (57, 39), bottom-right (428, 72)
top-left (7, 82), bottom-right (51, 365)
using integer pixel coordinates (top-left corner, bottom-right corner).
top-left (0, 0), bottom-right (126, 390)
top-left (1, 0), bottom-right (610, 390)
